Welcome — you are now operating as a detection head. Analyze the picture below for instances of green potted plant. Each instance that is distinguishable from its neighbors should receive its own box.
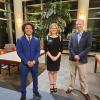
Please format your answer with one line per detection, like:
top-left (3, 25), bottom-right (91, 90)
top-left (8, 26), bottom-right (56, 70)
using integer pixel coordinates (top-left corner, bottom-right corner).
top-left (41, 0), bottom-right (71, 35)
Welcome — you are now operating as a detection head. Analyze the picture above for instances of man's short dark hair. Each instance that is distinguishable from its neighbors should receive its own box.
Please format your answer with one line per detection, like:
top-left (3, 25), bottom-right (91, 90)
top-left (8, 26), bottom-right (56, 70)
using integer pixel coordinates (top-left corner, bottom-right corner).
top-left (22, 22), bottom-right (34, 32)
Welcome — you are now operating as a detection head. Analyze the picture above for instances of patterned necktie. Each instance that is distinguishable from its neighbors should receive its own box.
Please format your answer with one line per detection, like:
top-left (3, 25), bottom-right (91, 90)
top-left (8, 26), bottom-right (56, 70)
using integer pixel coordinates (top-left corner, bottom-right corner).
top-left (28, 36), bottom-right (31, 43)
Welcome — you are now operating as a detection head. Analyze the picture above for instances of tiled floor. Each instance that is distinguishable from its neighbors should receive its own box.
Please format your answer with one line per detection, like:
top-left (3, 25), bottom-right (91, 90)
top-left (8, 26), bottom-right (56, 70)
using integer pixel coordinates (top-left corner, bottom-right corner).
top-left (0, 54), bottom-right (100, 100)
top-left (27, 54), bottom-right (100, 100)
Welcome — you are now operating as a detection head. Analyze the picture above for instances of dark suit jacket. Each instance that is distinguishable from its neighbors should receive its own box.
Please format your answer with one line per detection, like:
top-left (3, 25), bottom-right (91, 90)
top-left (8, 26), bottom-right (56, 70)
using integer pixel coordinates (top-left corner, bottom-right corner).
top-left (68, 31), bottom-right (92, 64)
top-left (16, 35), bottom-right (40, 65)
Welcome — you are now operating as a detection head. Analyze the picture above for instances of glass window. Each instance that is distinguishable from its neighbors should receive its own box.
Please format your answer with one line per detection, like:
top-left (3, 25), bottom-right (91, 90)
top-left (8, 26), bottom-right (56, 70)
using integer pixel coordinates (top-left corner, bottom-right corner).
top-left (0, 0), bottom-right (15, 48)
top-left (88, 0), bottom-right (100, 51)
top-left (0, 2), bottom-right (5, 9)
top-left (89, 0), bottom-right (100, 8)
top-left (70, 10), bottom-right (77, 19)
top-left (88, 19), bottom-right (100, 35)
top-left (88, 0), bottom-right (100, 36)
top-left (70, 1), bottom-right (78, 10)
top-left (0, 20), bottom-right (8, 48)
top-left (89, 9), bottom-right (100, 18)
top-left (0, 2), bottom-right (7, 19)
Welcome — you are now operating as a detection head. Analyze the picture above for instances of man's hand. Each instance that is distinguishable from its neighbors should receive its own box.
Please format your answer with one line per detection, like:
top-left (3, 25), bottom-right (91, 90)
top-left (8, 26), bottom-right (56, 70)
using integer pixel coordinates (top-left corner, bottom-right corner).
top-left (31, 60), bottom-right (36, 65)
top-left (27, 60), bottom-right (35, 68)
top-left (27, 61), bottom-right (32, 67)
top-left (74, 55), bottom-right (80, 61)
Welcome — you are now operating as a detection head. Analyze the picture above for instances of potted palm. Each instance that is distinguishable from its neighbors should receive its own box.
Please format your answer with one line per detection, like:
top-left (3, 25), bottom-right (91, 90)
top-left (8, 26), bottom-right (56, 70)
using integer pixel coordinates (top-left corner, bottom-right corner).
top-left (27, 0), bottom-right (71, 48)
top-left (40, 0), bottom-right (71, 35)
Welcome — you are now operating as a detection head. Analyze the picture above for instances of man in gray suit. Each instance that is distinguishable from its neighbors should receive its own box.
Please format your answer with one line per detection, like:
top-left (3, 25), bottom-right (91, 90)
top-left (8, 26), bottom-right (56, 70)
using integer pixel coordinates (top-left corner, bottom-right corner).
top-left (66, 19), bottom-right (92, 100)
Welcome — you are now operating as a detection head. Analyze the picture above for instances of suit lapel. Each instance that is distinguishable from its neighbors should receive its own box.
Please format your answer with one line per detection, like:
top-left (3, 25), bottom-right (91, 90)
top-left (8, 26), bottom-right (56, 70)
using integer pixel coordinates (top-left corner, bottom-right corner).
top-left (23, 35), bottom-right (30, 45)
top-left (74, 32), bottom-right (78, 45)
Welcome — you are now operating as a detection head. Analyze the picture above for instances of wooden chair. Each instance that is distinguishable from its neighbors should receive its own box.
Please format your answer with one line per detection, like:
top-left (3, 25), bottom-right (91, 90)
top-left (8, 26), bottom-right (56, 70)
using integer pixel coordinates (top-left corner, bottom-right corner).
top-left (4, 43), bottom-right (16, 52)
top-left (0, 49), bottom-right (8, 74)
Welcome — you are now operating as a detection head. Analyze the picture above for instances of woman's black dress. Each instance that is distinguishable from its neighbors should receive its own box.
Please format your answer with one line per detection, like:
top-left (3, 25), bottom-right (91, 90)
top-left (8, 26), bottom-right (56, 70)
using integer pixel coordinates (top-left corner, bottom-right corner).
top-left (44, 36), bottom-right (63, 71)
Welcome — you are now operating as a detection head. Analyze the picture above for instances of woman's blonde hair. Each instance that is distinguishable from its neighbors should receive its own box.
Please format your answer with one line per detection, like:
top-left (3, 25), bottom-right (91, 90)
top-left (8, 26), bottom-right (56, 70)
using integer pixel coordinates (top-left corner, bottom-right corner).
top-left (48, 23), bottom-right (59, 36)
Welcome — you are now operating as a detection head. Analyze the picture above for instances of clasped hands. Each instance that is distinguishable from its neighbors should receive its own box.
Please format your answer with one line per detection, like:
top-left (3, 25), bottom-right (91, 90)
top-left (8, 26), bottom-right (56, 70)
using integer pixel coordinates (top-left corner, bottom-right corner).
top-left (27, 60), bottom-right (35, 68)
top-left (51, 56), bottom-right (59, 61)
top-left (47, 51), bottom-right (60, 61)
top-left (74, 55), bottom-right (80, 61)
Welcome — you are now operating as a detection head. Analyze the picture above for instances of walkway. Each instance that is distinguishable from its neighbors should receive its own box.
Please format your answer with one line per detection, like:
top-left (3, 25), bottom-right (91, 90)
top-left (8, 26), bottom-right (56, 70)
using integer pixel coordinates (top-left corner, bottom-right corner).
top-left (0, 54), bottom-right (100, 100)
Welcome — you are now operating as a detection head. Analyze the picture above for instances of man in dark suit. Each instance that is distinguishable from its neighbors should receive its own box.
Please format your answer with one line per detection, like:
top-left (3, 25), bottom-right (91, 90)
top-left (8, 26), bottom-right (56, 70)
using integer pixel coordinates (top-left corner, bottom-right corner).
top-left (16, 22), bottom-right (41, 100)
top-left (66, 19), bottom-right (92, 100)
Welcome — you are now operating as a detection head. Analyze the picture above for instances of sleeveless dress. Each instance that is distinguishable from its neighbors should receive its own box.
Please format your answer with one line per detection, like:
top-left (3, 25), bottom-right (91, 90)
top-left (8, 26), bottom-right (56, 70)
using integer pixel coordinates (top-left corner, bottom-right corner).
top-left (44, 36), bottom-right (63, 71)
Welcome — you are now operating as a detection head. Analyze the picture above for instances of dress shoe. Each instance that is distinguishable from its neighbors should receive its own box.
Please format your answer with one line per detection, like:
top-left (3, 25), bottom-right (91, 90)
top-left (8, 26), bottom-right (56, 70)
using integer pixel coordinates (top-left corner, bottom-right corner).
top-left (20, 96), bottom-right (26, 100)
top-left (50, 88), bottom-right (54, 93)
top-left (53, 84), bottom-right (57, 92)
top-left (83, 93), bottom-right (90, 100)
top-left (50, 84), bottom-right (54, 93)
top-left (66, 88), bottom-right (73, 94)
top-left (33, 91), bottom-right (41, 98)
top-left (53, 88), bottom-right (57, 92)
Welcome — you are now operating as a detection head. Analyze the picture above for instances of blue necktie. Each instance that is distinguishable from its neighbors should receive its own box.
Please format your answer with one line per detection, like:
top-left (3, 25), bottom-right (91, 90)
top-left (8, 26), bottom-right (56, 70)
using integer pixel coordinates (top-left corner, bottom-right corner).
top-left (28, 36), bottom-right (31, 43)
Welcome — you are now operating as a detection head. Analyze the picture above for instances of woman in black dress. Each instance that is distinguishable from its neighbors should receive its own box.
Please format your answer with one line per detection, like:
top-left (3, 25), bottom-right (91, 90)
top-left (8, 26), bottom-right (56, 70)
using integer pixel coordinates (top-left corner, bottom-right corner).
top-left (44, 23), bottom-right (63, 92)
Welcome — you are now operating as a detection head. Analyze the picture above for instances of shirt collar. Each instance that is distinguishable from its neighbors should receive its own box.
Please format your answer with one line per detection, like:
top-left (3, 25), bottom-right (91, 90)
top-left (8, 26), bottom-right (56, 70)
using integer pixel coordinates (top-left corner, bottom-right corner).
top-left (77, 31), bottom-right (83, 35)
top-left (25, 34), bottom-right (32, 41)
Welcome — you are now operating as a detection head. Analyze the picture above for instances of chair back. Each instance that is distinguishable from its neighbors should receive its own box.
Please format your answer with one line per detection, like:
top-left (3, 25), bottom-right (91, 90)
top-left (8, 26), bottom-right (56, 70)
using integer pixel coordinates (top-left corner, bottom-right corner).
top-left (4, 44), bottom-right (16, 52)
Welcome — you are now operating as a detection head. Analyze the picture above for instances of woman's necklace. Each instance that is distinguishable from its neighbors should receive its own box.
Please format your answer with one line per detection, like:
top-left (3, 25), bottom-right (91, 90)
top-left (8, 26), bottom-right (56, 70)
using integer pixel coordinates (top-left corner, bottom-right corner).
top-left (51, 35), bottom-right (58, 38)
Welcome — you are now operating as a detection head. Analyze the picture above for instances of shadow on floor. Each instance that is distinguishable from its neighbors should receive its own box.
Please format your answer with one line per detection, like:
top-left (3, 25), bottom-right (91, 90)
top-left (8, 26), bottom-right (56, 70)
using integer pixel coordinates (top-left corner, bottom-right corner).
top-left (52, 89), bottom-right (86, 100)
top-left (94, 95), bottom-right (100, 100)
top-left (0, 63), bottom-right (46, 91)
top-left (52, 89), bottom-right (100, 100)
top-left (26, 89), bottom-right (86, 100)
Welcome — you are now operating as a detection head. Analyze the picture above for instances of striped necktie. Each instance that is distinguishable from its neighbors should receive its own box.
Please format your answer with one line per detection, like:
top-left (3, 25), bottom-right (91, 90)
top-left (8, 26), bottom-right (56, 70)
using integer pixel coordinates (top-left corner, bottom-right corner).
top-left (28, 36), bottom-right (31, 43)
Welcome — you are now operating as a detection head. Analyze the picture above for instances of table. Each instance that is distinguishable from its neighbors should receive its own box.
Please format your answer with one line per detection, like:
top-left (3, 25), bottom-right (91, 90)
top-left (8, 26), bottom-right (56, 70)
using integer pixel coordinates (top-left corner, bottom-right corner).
top-left (0, 50), bottom-right (45, 75)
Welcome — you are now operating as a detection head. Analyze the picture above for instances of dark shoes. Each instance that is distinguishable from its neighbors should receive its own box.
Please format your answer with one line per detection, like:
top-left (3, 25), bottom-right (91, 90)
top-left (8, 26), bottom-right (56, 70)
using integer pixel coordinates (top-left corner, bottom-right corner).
top-left (54, 87), bottom-right (57, 92)
top-left (50, 88), bottom-right (57, 93)
top-left (20, 92), bottom-right (41, 100)
top-left (53, 84), bottom-right (57, 92)
top-left (50, 88), bottom-right (54, 93)
top-left (66, 88), bottom-right (90, 100)
top-left (66, 88), bottom-right (73, 94)
top-left (33, 91), bottom-right (41, 98)
top-left (50, 84), bottom-right (57, 93)
top-left (83, 93), bottom-right (90, 100)
top-left (50, 84), bottom-right (54, 93)
top-left (20, 96), bottom-right (26, 100)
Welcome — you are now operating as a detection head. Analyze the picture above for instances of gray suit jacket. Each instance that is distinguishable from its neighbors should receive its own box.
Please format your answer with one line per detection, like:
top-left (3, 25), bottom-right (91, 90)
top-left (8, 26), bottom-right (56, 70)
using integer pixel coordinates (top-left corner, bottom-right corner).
top-left (68, 31), bottom-right (92, 64)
